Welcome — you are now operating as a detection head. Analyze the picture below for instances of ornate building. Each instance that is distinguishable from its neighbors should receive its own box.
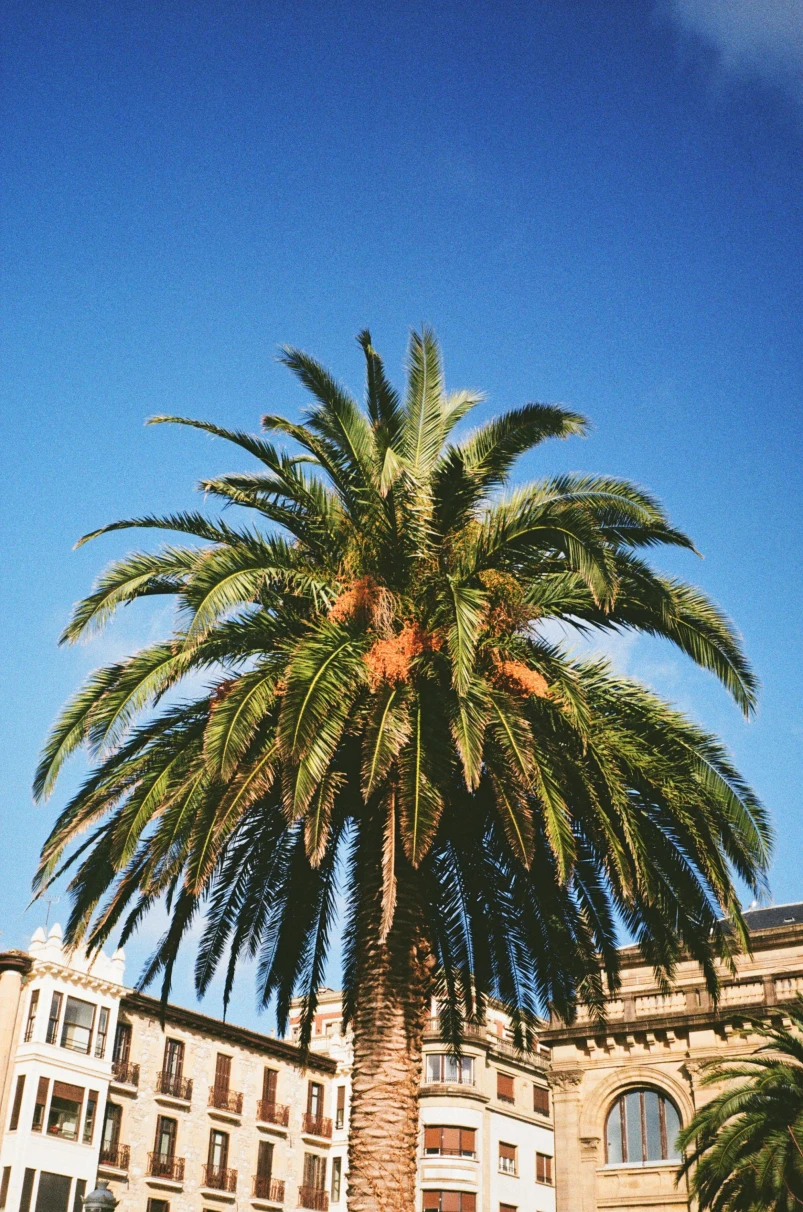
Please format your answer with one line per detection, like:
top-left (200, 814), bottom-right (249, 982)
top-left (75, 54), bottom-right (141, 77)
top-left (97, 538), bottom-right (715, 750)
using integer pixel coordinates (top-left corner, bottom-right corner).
top-left (544, 903), bottom-right (803, 1212)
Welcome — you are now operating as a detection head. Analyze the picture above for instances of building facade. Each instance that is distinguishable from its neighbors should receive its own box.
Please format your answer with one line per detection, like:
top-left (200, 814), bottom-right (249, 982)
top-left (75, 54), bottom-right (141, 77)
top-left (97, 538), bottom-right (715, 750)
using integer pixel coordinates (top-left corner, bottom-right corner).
top-left (544, 903), bottom-right (803, 1212)
top-left (288, 990), bottom-right (556, 1212)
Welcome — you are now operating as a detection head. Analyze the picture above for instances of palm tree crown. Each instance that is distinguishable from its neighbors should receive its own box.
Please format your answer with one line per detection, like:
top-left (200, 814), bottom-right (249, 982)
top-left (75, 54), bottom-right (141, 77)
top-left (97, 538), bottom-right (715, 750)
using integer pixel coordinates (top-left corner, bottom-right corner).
top-left (678, 1001), bottom-right (803, 1211)
top-left (36, 327), bottom-right (769, 1045)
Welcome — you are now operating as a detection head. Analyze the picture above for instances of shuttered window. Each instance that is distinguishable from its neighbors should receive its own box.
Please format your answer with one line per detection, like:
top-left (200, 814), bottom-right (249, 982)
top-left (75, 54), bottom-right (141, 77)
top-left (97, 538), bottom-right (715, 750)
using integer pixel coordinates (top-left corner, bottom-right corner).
top-left (262, 1068), bottom-right (277, 1103)
top-left (496, 1072), bottom-right (514, 1103)
top-left (214, 1054), bottom-right (231, 1093)
top-left (422, 1194), bottom-right (476, 1212)
top-left (303, 1153), bottom-right (327, 1191)
top-left (424, 1126), bottom-right (476, 1156)
top-left (499, 1142), bottom-right (516, 1174)
top-left (335, 1084), bottom-right (346, 1129)
top-left (0, 1167), bottom-right (10, 1211)
top-left (500, 1204), bottom-right (517, 1212)
top-left (32, 1076), bottom-right (50, 1131)
top-left (257, 1141), bottom-right (274, 1180)
top-left (24, 990), bottom-right (39, 1042)
top-left (533, 1085), bottom-right (550, 1116)
top-left (536, 1153), bottom-right (553, 1184)
top-left (9, 1076), bottom-right (25, 1131)
top-left (307, 1081), bottom-right (323, 1118)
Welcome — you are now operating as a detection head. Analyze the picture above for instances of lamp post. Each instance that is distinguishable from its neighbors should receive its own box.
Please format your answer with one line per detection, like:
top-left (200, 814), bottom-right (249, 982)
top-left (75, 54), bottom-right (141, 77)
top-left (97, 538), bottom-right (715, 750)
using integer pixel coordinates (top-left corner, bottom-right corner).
top-left (82, 1181), bottom-right (119, 1212)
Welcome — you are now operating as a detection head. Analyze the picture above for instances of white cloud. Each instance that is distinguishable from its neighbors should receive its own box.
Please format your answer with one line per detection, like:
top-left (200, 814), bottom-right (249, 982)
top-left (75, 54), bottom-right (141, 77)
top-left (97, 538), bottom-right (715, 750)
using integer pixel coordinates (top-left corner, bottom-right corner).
top-left (663, 0), bottom-right (803, 98)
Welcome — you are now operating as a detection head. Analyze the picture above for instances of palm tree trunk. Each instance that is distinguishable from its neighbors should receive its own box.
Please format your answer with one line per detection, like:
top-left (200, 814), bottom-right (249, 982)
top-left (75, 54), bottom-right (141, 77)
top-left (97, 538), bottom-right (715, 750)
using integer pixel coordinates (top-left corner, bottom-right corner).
top-left (347, 848), bottom-right (433, 1211)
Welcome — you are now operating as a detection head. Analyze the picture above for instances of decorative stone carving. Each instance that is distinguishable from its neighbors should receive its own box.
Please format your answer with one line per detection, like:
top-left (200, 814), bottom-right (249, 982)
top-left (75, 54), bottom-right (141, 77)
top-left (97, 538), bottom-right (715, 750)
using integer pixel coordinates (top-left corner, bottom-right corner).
top-left (550, 1068), bottom-right (584, 1090)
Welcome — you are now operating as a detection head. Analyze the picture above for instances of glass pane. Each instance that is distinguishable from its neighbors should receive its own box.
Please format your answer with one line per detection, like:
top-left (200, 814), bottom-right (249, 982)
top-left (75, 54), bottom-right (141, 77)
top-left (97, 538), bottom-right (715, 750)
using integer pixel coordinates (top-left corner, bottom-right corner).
top-left (442, 1055), bottom-right (459, 1083)
top-left (664, 1098), bottom-right (681, 1160)
top-left (606, 1100), bottom-right (623, 1164)
top-left (624, 1091), bottom-right (643, 1164)
top-left (426, 1055), bottom-right (441, 1083)
top-left (644, 1090), bottom-right (661, 1160)
top-left (460, 1057), bottom-right (473, 1083)
top-left (61, 997), bottom-right (94, 1053)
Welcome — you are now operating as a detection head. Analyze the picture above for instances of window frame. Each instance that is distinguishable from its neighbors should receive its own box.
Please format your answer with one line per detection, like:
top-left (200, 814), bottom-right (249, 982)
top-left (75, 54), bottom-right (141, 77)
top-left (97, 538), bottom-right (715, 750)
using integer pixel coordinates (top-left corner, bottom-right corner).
top-left (424, 1054), bottom-right (474, 1085)
top-left (498, 1141), bottom-right (517, 1175)
top-left (536, 1152), bottom-right (553, 1185)
top-left (424, 1125), bottom-right (476, 1157)
top-left (23, 991), bottom-right (39, 1043)
top-left (605, 1088), bottom-right (681, 1167)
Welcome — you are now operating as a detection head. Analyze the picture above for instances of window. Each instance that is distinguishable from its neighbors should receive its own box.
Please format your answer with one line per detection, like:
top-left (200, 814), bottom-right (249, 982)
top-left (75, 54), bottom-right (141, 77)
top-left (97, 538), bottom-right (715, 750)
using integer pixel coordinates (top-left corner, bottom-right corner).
top-left (154, 1116), bottom-right (177, 1161)
top-left (536, 1153), bottom-right (553, 1185)
top-left (605, 1089), bottom-right (681, 1165)
top-left (19, 1171), bottom-right (35, 1212)
top-left (498, 1142), bottom-right (517, 1175)
top-left (163, 1038), bottom-right (184, 1078)
top-left (331, 1157), bottom-right (342, 1202)
top-left (60, 997), bottom-right (95, 1053)
top-left (307, 1081), bottom-right (324, 1119)
top-left (24, 991), bottom-right (39, 1042)
top-left (256, 1140), bottom-right (274, 1181)
top-left (335, 1084), bottom-right (346, 1129)
top-left (72, 1181), bottom-right (86, 1212)
top-left (214, 1053), bottom-right (231, 1094)
top-left (46, 991), bottom-right (62, 1044)
top-left (32, 1076), bottom-right (49, 1131)
top-left (0, 1168), bottom-right (10, 1211)
top-left (496, 1073), bottom-right (514, 1104)
top-left (422, 1194), bottom-right (476, 1211)
top-left (208, 1129), bottom-right (229, 1171)
top-left (47, 1081), bottom-right (84, 1139)
top-left (146, 1202), bottom-right (170, 1212)
top-left (9, 1075), bottom-right (25, 1131)
top-left (425, 1054), bottom-right (474, 1085)
top-left (424, 1126), bottom-right (476, 1157)
top-left (113, 1021), bottom-right (131, 1064)
top-left (82, 1090), bottom-right (98, 1144)
top-left (34, 1173), bottom-right (71, 1212)
top-left (262, 1067), bottom-right (277, 1104)
top-left (103, 1104), bottom-right (122, 1154)
top-left (94, 1008), bottom-right (109, 1058)
top-left (532, 1085), bottom-right (550, 1117)
top-left (303, 1154), bottom-right (327, 1192)
top-left (500, 1205), bottom-right (517, 1212)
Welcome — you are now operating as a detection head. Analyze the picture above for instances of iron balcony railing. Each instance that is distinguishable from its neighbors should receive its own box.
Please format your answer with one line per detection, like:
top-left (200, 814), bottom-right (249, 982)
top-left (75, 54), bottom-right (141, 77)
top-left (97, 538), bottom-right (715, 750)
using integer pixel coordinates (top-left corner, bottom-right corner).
top-left (111, 1060), bottom-right (140, 1086)
top-left (147, 1153), bottom-right (185, 1181)
top-left (253, 1175), bottom-right (285, 1202)
top-left (157, 1071), bottom-right (193, 1101)
top-left (302, 1113), bottom-right (333, 1139)
top-left (298, 1188), bottom-right (328, 1211)
top-left (99, 1142), bottom-right (130, 1170)
top-left (208, 1086), bottom-right (244, 1114)
top-left (257, 1100), bottom-right (290, 1127)
top-left (201, 1165), bottom-right (237, 1192)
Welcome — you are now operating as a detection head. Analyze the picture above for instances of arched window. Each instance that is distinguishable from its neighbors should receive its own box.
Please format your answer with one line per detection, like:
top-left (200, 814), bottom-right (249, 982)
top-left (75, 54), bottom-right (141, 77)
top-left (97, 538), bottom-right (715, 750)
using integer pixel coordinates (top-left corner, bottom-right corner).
top-left (605, 1088), bottom-right (681, 1165)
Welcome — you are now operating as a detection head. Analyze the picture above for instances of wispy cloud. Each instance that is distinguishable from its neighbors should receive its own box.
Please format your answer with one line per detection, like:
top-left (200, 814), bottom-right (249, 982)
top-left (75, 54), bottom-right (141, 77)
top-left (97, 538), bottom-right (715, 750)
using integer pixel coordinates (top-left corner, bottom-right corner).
top-left (662, 0), bottom-right (803, 100)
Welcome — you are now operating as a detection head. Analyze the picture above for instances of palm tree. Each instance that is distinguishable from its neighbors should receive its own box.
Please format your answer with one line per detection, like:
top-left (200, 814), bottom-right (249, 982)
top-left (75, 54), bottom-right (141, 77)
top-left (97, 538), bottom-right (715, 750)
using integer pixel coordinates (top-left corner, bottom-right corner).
top-left (678, 1002), bottom-right (803, 1210)
top-left (35, 328), bottom-right (769, 1210)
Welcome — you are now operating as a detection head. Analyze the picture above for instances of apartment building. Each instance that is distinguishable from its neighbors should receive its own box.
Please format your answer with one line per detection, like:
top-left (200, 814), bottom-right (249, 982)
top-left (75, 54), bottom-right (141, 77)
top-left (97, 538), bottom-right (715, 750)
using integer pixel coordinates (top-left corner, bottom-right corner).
top-left (0, 925), bottom-right (336, 1212)
top-left (287, 989), bottom-right (556, 1212)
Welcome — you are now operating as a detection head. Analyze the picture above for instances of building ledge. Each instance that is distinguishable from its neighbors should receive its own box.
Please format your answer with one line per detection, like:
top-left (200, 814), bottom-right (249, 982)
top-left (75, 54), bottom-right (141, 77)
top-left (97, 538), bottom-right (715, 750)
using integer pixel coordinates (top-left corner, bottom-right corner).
top-left (418, 1084), bottom-right (490, 1104)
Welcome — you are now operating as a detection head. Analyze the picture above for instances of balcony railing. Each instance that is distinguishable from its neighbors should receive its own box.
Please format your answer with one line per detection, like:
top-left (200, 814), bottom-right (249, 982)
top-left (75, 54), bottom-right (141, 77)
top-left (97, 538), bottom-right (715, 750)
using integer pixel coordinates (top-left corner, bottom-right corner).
top-left (147, 1153), bottom-right (185, 1181)
top-left (99, 1142), bottom-right (130, 1170)
top-left (157, 1071), bottom-right (193, 1102)
top-left (298, 1188), bottom-right (328, 1211)
top-left (208, 1086), bottom-right (244, 1114)
top-left (302, 1113), bottom-right (333, 1139)
top-left (111, 1060), bottom-right (140, 1087)
top-left (253, 1175), bottom-right (285, 1202)
top-left (257, 1100), bottom-right (290, 1127)
top-left (201, 1165), bottom-right (237, 1192)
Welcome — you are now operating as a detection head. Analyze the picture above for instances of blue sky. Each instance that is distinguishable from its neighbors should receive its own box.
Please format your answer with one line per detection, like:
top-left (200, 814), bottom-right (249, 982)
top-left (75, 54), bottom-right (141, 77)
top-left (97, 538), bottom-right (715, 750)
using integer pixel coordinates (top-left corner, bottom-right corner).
top-left (2, 0), bottom-right (801, 1031)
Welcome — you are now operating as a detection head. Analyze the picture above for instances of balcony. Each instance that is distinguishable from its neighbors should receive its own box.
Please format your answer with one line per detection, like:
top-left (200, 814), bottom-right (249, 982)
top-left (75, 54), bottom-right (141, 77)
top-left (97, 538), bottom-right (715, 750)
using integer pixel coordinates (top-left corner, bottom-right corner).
top-left (99, 1142), bottom-right (130, 1171)
top-left (298, 1188), bottom-right (328, 1211)
top-left (111, 1060), bottom-right (140, 1087)
top-left (257, 1100), bottom-right (290, 1128)
top-left (147, 1153), bottom-right (185, 1182)
top-left (209, 1086), bottom-right (244, 1115)
top-left (201, 1165), bottom-right (238, 1193)
top-left (302, 1113), bottom-right (333, 1139)
top-left (157, 1072), bottom-right (193, 1103)
top-left (252, 1175), bottom-right (285, 1202)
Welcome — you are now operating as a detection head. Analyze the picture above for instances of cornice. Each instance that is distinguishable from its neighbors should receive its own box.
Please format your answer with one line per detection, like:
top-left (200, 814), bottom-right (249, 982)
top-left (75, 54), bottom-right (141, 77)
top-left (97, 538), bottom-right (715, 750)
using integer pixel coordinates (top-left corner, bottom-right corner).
top-left (0, 951), bottom-right (33, 977)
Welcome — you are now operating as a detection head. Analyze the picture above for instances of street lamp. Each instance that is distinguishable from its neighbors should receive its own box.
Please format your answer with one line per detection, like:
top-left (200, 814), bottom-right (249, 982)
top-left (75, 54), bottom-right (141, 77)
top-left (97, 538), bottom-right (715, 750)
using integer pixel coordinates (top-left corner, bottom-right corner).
top-left (82, 1182), bottom-right (119, 1212)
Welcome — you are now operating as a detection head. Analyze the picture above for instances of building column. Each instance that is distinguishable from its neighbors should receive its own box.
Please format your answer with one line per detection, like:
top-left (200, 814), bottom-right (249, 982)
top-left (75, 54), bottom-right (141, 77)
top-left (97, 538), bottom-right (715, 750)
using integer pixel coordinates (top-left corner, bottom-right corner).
top-left (0, 952), bottom-right (32, 1128)
top-left (551, 1069), bottom-right (585, 1212)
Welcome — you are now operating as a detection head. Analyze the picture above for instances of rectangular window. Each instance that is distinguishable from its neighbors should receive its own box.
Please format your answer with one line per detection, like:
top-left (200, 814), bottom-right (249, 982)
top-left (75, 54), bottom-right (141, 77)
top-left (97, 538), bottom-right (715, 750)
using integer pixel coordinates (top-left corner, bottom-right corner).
top-left (34, 1173), bottom-right (71, 1212)
top-left (19, 1171), bottom-right (35, 1212)
top-left (422, 1194), bottom-right (476, 1212)
top-left (72, 1181), bottom-right (86, 1212)
top-left (154, 1116), bottom-right (177, 1160)
top-left (424, 1126), bottom-right (476, 1157)
top-left (47, 1081), bottom-right (84, 1140)
top-left (32, 1076), bottom-right (50, 1131)
top-left (303, 1153), bottom-right (327, 1191)
top-left (60, 997), bottom-right (95, 1054)
top-left (214, 1053), bottom-right (231, 1094)
top-left (24, 991), bottom-right (39, 1043)
top-left (262, 1067), bottom-right (277, 1104)
top-left (496, 1072), bottom-right (515, 1103)
top-left (9, 1076), bottom-right (25, 1131)
top-left (331, 1157), bottom-right (342, 1202)
top-left (112, 1022), bottom-right (131, 1064)
top-left (82, 1091), bottom-right (98, 1144)
top-left (536, 1153), bottom-right (553, 1185)
top-left (425, 1054), bottom-right (474, 1085)
top-left (208, 1128), bottom-right (229, 1171)
top-left (307, 1081), bottom-right (323, 1118)
top-left (102, 1104), bottom-right (122, 1153)
top-left (94, 1008), bottom-right (109, 1059)
top-left (532, 1085), bottom-right (550, 1117)
top-left (256, 1140), bottom-right (274, 1181)
top-left (500, 1205), bottom-right (517, 1212)
top-left (146, 1202), bottom-right (170, 1212)
top-left (0, 1168), bottom-right (10, 1211)
top-left (46, 991), bottom-right (63, 1044)
top-left (163, 1039), bottom-right (184, 1078)
top-left (335, 1084), bottom-right (346, 1129)
top-left (498, 1142), bottom-right (517, 1175)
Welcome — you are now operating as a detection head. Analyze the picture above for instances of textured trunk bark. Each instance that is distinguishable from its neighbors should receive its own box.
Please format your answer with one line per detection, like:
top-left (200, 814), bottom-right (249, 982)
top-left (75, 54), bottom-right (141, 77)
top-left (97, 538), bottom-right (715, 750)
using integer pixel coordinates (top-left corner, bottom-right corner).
top-left (347, 848), bottom-right (432, 1211)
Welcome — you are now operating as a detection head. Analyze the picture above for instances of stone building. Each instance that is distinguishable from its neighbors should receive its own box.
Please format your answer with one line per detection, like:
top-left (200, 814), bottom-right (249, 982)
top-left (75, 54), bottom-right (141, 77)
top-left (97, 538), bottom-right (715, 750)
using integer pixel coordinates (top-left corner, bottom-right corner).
top-left (287, 989), bottom-right (556, 1212)
top-left (544, 902), bottom-right (803, 1212)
